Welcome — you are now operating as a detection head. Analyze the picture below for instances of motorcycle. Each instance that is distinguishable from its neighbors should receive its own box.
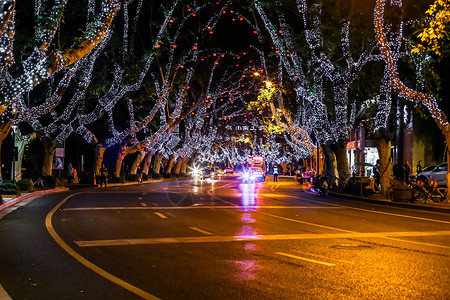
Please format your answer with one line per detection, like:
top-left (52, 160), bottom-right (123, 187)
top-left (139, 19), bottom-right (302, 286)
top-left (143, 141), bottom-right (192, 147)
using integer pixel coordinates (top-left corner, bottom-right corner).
top-left (310, 175), bottom-right (328, 196)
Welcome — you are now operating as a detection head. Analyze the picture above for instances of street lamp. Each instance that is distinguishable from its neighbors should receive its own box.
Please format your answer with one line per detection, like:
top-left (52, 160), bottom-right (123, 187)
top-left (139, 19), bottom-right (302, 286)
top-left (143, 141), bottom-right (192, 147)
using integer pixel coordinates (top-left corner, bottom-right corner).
top-left (11, 125), bottom-right (18, 183)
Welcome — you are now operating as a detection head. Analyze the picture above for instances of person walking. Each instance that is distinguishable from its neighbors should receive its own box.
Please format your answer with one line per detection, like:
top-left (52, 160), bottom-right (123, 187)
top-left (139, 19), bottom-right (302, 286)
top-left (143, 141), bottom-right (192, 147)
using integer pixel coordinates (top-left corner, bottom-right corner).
top-left (404, 161), bottom-right (411, 182)
top-left (72, 167), bottom-right (79, 184)
top-left (137, 165), bottom-right (143, 185)
top-left (416, 160), bottom-right (423, 174)
top-left (100, 164), bottom-right (108, 188)
top-left (273, 165), bottom-right (278, 182)
top-left (67, 162), bottom-right (73, 183)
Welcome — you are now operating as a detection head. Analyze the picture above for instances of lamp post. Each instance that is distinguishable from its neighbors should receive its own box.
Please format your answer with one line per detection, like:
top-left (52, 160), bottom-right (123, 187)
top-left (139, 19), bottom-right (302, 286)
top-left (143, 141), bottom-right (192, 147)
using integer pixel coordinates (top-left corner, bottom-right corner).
top-left (11, 125), bottom-right (18, 183)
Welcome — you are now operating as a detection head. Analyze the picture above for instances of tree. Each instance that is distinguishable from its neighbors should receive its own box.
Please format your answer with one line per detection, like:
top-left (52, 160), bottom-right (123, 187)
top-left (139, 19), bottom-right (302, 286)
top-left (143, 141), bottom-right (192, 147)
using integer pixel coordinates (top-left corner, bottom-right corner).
top-left (375, 0), bottom-right (450, 201)
top-left (412, 0), bottom-right (450, 56)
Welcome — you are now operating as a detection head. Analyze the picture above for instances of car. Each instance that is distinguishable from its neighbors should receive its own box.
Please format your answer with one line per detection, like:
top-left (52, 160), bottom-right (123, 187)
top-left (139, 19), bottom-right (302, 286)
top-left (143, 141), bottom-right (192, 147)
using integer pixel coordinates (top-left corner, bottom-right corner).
top-left (416, 165), bottom-right (437, 181)
top-left (419, 163), bottom-right (447, 186)
top-left (224, 167), bottom-right (234, 174)
top-left (200, 167), bottom-right (216, 180)
top-left (241, 167), bottom-right (265, 183)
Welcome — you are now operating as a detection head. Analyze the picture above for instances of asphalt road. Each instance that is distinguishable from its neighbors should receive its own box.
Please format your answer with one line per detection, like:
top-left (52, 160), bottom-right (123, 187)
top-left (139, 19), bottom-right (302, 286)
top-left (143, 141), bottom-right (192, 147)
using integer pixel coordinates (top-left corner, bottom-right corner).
top-left (0, 175), bottom-right (449, 299)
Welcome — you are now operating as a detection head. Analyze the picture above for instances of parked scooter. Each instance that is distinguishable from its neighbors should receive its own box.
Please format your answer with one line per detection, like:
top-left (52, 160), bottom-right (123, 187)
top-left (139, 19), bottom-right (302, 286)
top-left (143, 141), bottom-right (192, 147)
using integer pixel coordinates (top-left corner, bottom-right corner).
top-left (310, 175), bottom-right (328, 196)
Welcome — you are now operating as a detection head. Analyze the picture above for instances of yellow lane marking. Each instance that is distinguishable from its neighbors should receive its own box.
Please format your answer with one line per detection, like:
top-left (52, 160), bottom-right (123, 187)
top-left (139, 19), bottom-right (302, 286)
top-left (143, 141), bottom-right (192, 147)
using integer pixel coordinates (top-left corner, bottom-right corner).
top-left (292, 250), bottom-right (354, 265)
top-left (46, 193), bottom-right (159, 300)
top-left (154, 212), bottom-right (167, 219)
top-left (189, 227), bottom-right (212, 235)
top-left (140, 203), bottom-right (148, 207)
top-left (63, 206), bottom-right (342, 211)
top-left (74, 230), bottom-right (450, 247)
top-left (275, 252), bottom-right (335, 266)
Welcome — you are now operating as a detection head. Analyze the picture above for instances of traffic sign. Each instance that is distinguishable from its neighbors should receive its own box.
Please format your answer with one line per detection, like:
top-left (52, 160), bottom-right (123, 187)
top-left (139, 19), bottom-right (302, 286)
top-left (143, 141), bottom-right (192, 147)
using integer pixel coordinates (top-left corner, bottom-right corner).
top-left (54, 157), bottom-right (64, 170)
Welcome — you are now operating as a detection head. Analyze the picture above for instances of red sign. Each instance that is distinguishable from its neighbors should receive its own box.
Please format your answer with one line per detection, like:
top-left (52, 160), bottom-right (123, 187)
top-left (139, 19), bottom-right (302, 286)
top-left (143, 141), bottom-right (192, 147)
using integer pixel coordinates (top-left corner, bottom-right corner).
top-left (347, 141), bottom-right (356, 149)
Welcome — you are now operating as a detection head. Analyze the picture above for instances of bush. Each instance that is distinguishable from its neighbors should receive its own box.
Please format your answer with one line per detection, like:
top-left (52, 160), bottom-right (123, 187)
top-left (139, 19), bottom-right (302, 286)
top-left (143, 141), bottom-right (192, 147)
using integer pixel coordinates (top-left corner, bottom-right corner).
top-left (0, 182), bottom-right (19, 196)
top-left (16, 179), bottom-right (35, 192)
top-left (163, 173), bottom-right (172, 178)
top-left (126, 174), bottom-right (138, 182)
top-left (152, 173), bottom-right (162, 179)
top-left (109, 177), bottom-right (125, 184)
top-left (43, 176), bottom-right (58, 188)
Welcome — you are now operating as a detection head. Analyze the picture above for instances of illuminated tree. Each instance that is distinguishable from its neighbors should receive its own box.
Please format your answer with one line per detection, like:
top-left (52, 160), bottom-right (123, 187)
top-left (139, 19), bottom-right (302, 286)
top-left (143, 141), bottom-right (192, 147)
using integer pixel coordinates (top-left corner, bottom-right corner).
top-left (252, 0), bottom-right (378, 184)
top-left (0, 0), bottom-right (119, 179)
top-left (375, 0), bottom-right (450, 201)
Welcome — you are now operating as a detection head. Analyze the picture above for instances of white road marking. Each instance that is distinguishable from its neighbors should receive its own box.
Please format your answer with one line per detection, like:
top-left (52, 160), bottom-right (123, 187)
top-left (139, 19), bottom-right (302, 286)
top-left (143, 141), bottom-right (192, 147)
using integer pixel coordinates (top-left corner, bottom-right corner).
top-left (275, 252), bottom-right (335, 266)
top-left (154, 212), bottom-right (167, 219)
top-left (74, 230), bottom-right (450, 247)
top-left (165, 212), bottom-right (176, 218)
top-left (307, 198), bottom-right (450, 225)
top-left (189, 227), bottom-right (212, 235)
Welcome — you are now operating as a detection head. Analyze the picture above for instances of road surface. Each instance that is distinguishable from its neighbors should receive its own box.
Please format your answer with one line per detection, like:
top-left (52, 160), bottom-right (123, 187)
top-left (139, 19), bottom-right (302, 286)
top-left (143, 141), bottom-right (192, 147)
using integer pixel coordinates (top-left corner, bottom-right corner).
top-left (0, 176), bottom-right (449, 299)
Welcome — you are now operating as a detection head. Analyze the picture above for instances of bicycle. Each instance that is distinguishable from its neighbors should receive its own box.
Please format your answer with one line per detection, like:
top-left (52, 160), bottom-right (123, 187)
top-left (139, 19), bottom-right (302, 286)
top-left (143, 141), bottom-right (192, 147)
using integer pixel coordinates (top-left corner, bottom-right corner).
top-left (385, 176), bottom-right (404, 201)
top-left (27, 177), bottom-right (47, 189)
top-left (411, 179), bottom-right (446, 204)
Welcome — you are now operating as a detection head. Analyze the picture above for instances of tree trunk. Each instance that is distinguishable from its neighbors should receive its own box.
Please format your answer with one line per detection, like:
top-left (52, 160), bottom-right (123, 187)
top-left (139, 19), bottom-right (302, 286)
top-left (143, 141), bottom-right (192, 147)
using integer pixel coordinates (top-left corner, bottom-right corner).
top-left (14, 140), bottom-right (27, 181)
top-left (42, 138), bottom-right (59, 176)
top-left (335, 138), bottom-right (350, 185)
top-left (165, 155), bottom-right (176, 174)
top-left (375, 128), bottom-right (393, 198)
top-left (93, 144), bottom-right (106, 176)
top-left (114, 145), bottom-right (127, 178)
top-left (142, 150), bottom-right (154, 175)
top-left (0, 121), bottom-right (12, 179)
top-left (180, 157), bottom-right (189, 174)
top-left (446, 138), bottom-right (450, 203)
top-left (322, 141), bottom-right (338, 187)
top-left (173, 157), bottom-right (183, 175)
top-left (152, 152), bottom-right (163, 174)
top-left (130, 150), bottom-right (145, 175)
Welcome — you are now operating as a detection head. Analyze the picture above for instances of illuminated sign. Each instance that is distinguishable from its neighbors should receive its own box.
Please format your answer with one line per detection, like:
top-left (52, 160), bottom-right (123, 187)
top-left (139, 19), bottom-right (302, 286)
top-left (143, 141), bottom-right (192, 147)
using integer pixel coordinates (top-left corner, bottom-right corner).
top-left (347, 141), bottom-right (356, 149)
top-left (252, 156), bottom-right (264, 161)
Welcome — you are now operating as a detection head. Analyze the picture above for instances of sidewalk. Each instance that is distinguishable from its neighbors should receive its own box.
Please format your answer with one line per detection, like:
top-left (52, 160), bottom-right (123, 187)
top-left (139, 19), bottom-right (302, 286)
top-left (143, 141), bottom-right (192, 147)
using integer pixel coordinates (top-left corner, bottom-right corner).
top-left (328, 190), bottom-right (450, 214)
top-left (0, 187), bottom-right (69, 219)
top-left (0, 178), bottom-right (167, 216)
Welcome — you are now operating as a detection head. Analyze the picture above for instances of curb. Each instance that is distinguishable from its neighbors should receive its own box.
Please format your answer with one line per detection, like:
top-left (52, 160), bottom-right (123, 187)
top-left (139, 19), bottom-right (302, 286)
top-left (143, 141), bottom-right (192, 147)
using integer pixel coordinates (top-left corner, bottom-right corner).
top-left (328, 191), bottom-right (450, 214)
top-left (0, 187), bottom-right (69, 211)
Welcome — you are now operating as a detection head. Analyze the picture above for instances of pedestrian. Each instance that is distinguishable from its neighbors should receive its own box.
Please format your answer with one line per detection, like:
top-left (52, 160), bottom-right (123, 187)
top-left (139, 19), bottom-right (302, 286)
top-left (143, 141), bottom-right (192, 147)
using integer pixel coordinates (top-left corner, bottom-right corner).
top-left (137, 165), bottom-right (143, 185)
top-left (404, 161), bottom-right (411, 182)
top-left (100, 164), bottom-right (108, 188)
top-left (72, 167), bottom-right (79, 184)
top-left (67, 162), bottom-right (73, 183)
top-left (273, 165), bottom-right (278, 182)
top-left (416, 160), bottom-right (423, 174)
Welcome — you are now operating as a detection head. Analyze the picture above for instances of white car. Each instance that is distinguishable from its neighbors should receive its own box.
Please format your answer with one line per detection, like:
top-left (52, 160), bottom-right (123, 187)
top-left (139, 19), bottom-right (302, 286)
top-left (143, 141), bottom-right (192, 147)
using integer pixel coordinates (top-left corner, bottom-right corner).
top-left (419, 163), bottom-right (447, 186)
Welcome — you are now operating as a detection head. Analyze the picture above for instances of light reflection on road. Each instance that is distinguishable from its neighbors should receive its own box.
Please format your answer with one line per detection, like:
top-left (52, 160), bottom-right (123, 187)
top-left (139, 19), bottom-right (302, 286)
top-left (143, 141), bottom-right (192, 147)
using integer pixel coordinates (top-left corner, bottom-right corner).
top-left (239, 183), bottom-right (258, 209)
top-left (233, 183), bottom-right (261, 281)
